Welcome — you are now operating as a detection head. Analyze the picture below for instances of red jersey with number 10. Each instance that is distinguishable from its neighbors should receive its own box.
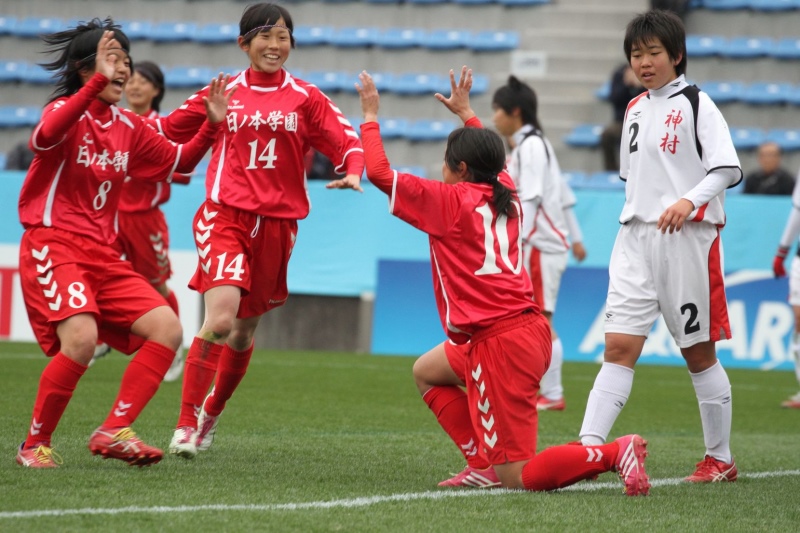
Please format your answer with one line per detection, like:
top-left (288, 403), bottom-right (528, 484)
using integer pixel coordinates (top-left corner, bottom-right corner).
top-left (156, 68), bottom-right (364, 219)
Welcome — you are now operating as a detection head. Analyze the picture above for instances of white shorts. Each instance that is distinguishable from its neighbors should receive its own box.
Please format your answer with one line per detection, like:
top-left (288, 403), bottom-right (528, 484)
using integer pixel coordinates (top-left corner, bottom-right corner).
top-left (605, 219), bottom-right (731, 348)
top-left (523, 245), bottom-right (567, 313)
top-left (789, 256), bottom-right (800, 306)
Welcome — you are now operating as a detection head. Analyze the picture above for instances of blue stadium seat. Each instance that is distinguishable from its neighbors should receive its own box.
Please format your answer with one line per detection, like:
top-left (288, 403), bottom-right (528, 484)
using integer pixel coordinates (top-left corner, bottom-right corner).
top-left (741, 82), bottom-right (793, 105)
top-left (729, 127), bottom-right (766, 150)
top-left (423, 29), bottom-right (469, 50)
top-left (582, 171), bottom-right (625, 191)
top-left (453, 0), bottom-right (497, 5)
top-left (0, 153), bottom-right (7, 170)
top-left (346, 116), bottom-right (362, 131)
top-left (304, 70), bottom-right (345, 93)
top-left (748, 0), bottom-right (796, 10)
top-left (563, 124), bottom-right (603, 147)
top-left (724, 36), bottom-right (773, 58)
top-left (194, 22), bottom-right (239, 44)
top-left (469, 30), bottom-right (520, 52)
top-left (685, 35), bottom-right (726, 56)
top-left (395, 165), bottom-right (427, 177)
top-left (0, 60), bottom-right (26, 83)
top-left (471, 74), bottom-right (490, 95)
top-left (406, 119), bottom-right (457, 141)
top-left (164, 66), bottom-right (213, 88)
top-left (21, 64), bottom-right (54, 85)
top-left (771, 38), bottom-right (800, 60)
top-left (378, 118), bottom-right (410, 139)
top-left (786, 85), bottom-right (800, 106)
top-left (337, 71), bottom-right (395, 93)
top-left (766, 128), bottom-right (800, 151)
top-left (702, 0), bottom-right (750, 8)
top-left (376, 28), bottom-right (425, 49)
top-left (392, 73), bottom-right (443, 95)
top-left (700, 81), bottom-right (744, 103)
top-left (0, 106), bottom-right (41, 128)
top-left (561, 170), bottom-right (588, 186)
top-left (595, 81), bottom-right (611, 100)
top-left (118, 20), bottom-right (153, 41)
top-left (293, 25), bottom-right (334, 46)
top-left (407, 0), bottom-right (450, 5)
top-left (499, 0), bottom-right (550, 5)
top-left (329, 27), bottom-right (380, 48)
top-left (0, 15), bottom-right (17, 35)
top-left (147, 21), bottom-right (198, 42)
top-left (12, 17), bottom-right (65, 38)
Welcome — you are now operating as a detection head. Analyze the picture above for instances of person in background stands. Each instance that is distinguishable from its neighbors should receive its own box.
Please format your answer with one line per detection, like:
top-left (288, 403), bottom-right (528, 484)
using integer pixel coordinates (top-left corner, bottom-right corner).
top-left (600, 64), bottom-right (645, 172)
top-left (743, 141), bottom-right (794, 196)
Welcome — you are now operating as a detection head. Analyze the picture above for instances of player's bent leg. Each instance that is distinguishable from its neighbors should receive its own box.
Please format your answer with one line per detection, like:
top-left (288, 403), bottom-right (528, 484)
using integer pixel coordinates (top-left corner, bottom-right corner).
top-left (131, 306), bottom-right (183, 353)
top-left (56, 313), bottom-right (101, 367)
top-left (413, 342), bottom-right (465, 394)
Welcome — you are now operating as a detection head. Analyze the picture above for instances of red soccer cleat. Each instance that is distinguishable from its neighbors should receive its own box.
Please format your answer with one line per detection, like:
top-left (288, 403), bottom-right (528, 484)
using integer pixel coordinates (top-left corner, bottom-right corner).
top-left (684, 455), bottom-right (738, 483)
top-left (781, 392), bottom-right (800, 409)
top-left (536, 396), bottom-right (566, 411)
top-left (88, 427), bottom-right (163, 467)
top-left (438, 465), bottom-right (502, 488)
top-left (614, 434), bottom-right (650, 496)
top-left (16, 443), bottom-right (62, 468)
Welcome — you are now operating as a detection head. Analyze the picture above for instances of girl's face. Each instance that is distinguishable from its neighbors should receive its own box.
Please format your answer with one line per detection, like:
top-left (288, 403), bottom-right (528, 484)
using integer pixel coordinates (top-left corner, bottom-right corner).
top-left (85, 49), bottom-right (131, 104)
top-left (491, 105), bottom-right (518, 138)
top-left (239, 18), bottom-right (292, 73)
top-left (629, 37), bottom-right (681, 90)
top-left (124, 71), bottom-right (159, 112)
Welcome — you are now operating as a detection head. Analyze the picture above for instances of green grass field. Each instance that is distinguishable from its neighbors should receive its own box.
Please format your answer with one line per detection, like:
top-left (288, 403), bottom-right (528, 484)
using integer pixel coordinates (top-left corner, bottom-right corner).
top-left (1, 341), bottom-right (799, 532)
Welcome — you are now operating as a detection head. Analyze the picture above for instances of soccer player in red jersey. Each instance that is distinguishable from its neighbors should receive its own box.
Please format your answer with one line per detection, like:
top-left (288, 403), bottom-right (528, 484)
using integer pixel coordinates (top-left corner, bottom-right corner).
top-left (99, 61), bottom-right (185, 383)
top-left (155, 3), bottom-right (365, 458)
top-left (355, 66), bottom-right (650, 496)
top-left (15, 19), bottom-right (233, 468)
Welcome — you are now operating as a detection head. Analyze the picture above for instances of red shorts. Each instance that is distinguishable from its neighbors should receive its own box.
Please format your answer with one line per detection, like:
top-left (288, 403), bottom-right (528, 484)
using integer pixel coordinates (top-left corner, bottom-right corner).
top-left (449, 312), bottom-right (551, 465)
top-left (188, 201), bottom-right (298, 319)
top-left (19, 227), bottom-right (170, 356)
top-left (114, 208), bottom-right (172, 285)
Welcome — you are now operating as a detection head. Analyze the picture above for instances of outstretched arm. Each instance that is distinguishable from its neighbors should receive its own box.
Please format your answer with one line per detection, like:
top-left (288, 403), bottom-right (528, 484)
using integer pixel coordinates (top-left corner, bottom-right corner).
top-left (356, 71), bottom-right (393, 194)
top-left (434, 66), bottom-right (476, 125)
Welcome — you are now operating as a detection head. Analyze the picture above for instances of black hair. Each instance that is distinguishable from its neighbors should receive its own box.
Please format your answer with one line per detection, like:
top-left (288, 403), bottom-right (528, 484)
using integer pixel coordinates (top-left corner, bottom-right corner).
top-left (40, 17), bottom-right (131, 103)
top-left (491, 75), bottom-right (542, 132)
top-left (624, 9), bottom-right (687, 77)
top-left (133, 60), bottom-right (165, 112)
top-left (239, 3), bottom-right (295, 48)
top-left (444, 127), bottom-right (516, 218)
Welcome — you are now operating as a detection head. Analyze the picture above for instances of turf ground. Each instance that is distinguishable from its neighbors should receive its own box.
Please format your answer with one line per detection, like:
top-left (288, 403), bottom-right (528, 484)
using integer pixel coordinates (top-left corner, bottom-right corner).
top-left (1, 341), bottom-right (799, 532)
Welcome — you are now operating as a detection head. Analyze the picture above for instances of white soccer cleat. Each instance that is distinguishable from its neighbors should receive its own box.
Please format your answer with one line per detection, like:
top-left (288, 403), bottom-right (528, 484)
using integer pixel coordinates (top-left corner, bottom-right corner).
top-left (195, 404), bottom-right (221, 452)
top-left (169, 426), bottom-right (198, 459)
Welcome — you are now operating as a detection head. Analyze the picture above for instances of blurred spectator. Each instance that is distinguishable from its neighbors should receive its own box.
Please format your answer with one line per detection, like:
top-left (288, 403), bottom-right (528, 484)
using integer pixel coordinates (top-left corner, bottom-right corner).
top-left (600, 64), bottom-right (645, 172)
top-left (5, 138), bottom-right (35, 171)
top-left (743, 142), bottom-right (794, 196)
top-left (304, 148), bottom-right (338, 180)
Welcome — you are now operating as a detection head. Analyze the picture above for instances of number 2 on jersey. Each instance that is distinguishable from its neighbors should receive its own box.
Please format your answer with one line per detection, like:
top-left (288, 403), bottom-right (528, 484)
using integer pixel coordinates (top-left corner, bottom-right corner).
top-left (246, 139), bottom-right (277, 169)
top-left (474, 201), bottom-right (523, 276)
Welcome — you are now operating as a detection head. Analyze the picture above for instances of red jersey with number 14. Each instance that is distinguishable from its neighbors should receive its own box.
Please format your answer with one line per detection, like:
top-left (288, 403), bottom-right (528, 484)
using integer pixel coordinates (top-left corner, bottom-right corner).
top-left (156, 68), bottom-right (364, 219)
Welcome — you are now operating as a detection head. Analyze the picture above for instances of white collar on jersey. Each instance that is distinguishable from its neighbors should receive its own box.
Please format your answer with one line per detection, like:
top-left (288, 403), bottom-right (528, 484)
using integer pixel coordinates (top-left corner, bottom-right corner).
top-left (649, 74), bottom-right (688, 98)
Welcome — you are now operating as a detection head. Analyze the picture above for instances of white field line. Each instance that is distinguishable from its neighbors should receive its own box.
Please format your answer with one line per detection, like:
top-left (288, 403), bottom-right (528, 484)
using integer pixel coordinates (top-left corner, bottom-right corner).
top-left (1, 469), bottom-right (799, 520)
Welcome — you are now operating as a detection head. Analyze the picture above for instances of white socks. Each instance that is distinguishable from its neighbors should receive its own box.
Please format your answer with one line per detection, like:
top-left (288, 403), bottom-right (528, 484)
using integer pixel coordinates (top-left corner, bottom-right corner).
top-left (579, 362), bottom-right (634, 445)
top-left (690, 361), bottom-right (733, 464)
top-left (539, 338), bottom-right (564, 400)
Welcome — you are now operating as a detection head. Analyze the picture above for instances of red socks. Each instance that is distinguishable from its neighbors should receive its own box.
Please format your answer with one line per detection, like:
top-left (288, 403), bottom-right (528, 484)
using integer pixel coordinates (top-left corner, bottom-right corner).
top-left (204, 343), bottom-right (254, 417)
top-left (24, 353), bottom-right (87, 448)
top-left (103, 340), bottom-right (175, 428)
top-left (422, 386), bottom-right (490, 469)
top-left (521, 442), bottom-right (619, 491)
top-left (177, 338), bottom-right (223, 428)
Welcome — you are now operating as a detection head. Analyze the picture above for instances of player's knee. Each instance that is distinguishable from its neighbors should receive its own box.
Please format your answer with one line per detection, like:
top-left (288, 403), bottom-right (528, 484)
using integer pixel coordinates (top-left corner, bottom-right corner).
top-left (412, 358), bottom-right (434, 394)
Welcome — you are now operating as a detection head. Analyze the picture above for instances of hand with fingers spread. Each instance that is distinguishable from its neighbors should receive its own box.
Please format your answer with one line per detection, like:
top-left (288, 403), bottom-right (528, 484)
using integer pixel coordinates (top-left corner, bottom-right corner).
top-left (95, 30), bottom-right (123, 82)
top-left (325, 173), bottom-right (364, 192)
top-left (203, 73), bottom-right (236, 124)
top-left (434, 65), bottom-right (476, 124)
top-left (657, 198), bottom-right (695, 234)
top-left (356, 70), bottom-right (380, 123)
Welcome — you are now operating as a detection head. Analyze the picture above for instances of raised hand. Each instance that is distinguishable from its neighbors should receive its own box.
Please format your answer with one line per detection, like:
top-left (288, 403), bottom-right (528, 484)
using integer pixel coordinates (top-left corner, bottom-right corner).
top-left (326, 173), bottom-right (364, 193)
top-left (203, 73), bottom-right (237, 124)
top-left (95, 30), bottom-right (120, 81)
top-left (355, 71), bottom-right (380, 122)
top-left (434, 65), bottom-right (476, 124)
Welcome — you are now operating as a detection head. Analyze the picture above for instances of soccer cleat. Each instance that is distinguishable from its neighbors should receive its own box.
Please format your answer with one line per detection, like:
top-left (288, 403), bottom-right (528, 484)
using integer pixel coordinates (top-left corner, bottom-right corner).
top-left (88, 343), bottom-right (112, 367)
top-left (88, 427), bottom-right (163, 467)
top-left (16, 443), bottom-right (62, 468)
top-left (169, 426), bottom-right (198, 459)
top-left (438, 465), bottom-right (502, 488)
top-left (684, 455), bottom-right (738, 483)
top-left (162, 350), bottom-right (185, 383)
top-left (195, 405), bottom-right (221, 452)
top-left (781, 391), bottom-right (800, 409)
top-left (536, 396), bottom-right (566, 411)
top-left (614, 434), bottom-right (650, 496)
